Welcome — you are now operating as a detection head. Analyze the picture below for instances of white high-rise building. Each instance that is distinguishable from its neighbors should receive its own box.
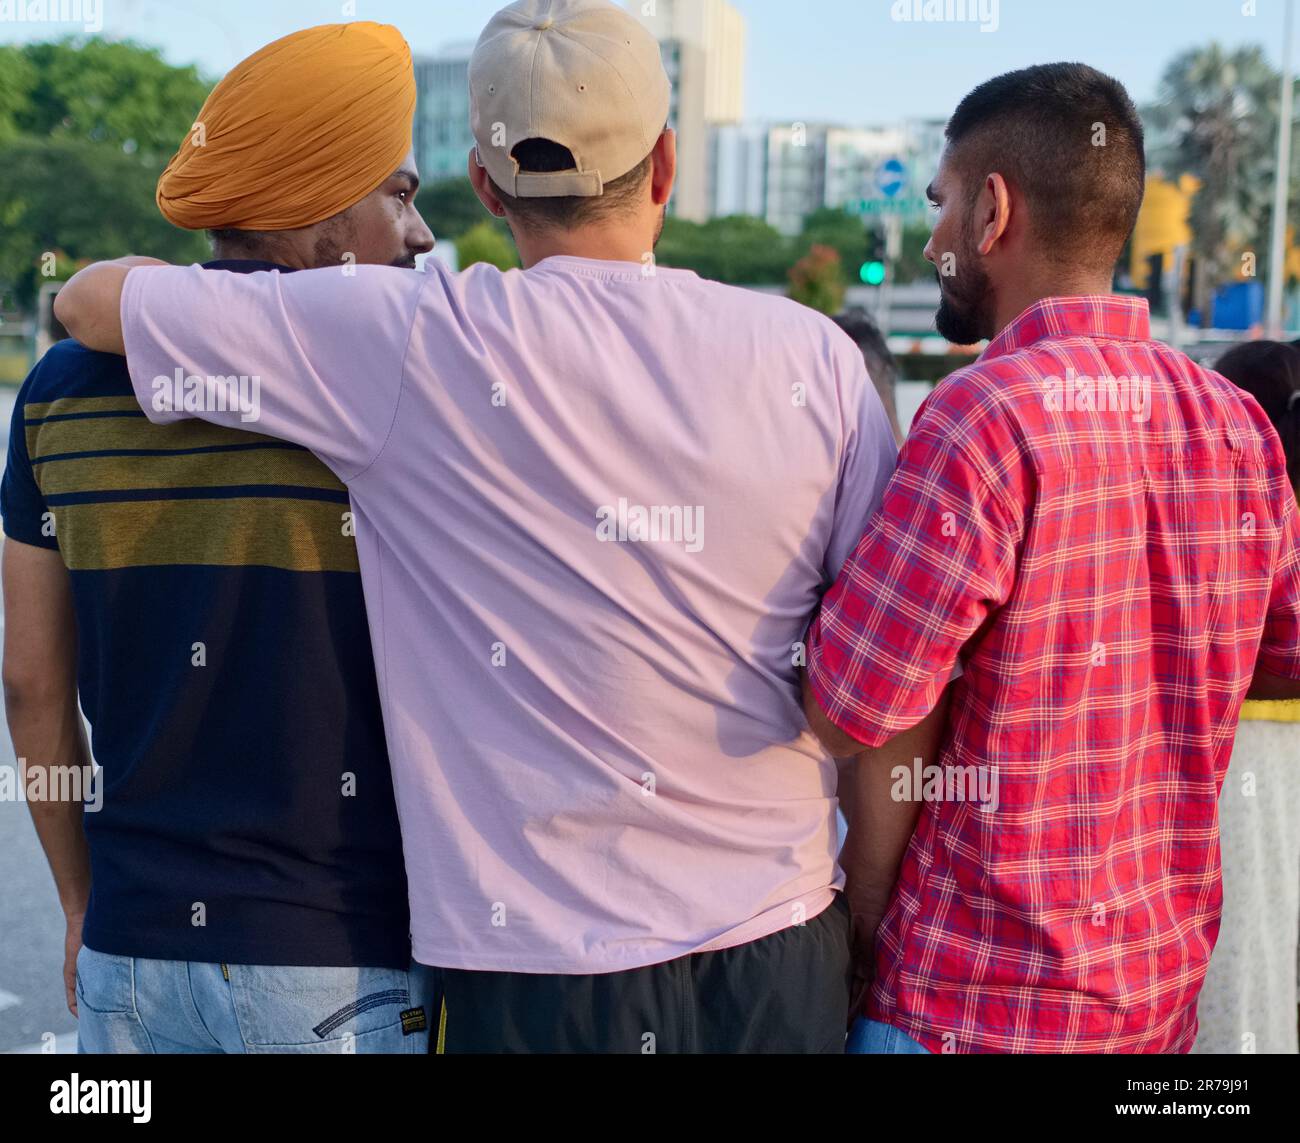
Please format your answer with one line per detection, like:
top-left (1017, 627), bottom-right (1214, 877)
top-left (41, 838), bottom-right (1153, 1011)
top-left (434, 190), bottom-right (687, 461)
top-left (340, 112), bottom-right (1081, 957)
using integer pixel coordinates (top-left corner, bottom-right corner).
top-left (709, 122), bottom-right (768, 219)
top-left (901, 118), bottom-right (947, 191)
top-left (710, 118), bottom-right (948, 234)
top-left (634, 0), bottom-right (746, 222)
top-left (413, 43), bottom-right (475, 184)
top-left (762, 123), bottom-right (827, 237)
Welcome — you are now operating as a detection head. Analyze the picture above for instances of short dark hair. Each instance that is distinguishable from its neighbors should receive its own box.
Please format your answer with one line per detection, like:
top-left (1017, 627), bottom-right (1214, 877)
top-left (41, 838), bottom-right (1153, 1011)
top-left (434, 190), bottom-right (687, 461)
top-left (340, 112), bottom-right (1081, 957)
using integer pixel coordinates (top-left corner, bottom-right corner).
top-left (945, 63), bottom-right (1146, 268)
top-left (1215, 340), bottom-right (1300, 498)
top-left (832, 308), bottom-right (901, 440)
top-left (489, 138), bottom-right (652, 232)
top-left (207, 227), bottom-right (271, 249)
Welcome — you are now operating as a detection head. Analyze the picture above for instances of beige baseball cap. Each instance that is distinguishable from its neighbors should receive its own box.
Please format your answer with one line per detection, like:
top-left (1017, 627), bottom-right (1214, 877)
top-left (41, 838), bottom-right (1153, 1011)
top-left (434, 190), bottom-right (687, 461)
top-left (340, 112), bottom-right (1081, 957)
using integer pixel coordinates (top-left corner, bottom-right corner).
top-left (469, 0), bottom-right (671, 198)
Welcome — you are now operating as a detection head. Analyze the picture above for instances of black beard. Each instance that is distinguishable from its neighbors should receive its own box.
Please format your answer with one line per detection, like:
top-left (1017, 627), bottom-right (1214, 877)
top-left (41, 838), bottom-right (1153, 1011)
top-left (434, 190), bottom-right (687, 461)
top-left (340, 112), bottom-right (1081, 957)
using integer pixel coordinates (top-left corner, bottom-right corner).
top-left (935, 288), bottom-right (992, 345)
top-left (933, 238), bottom-right (995, 344)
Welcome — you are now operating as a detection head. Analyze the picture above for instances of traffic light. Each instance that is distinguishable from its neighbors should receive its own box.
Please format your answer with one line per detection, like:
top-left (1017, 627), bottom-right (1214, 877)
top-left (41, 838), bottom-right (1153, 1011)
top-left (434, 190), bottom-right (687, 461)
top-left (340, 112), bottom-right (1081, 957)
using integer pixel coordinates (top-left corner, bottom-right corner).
top-left (859, 227), bottom-right (887, 286)
top-left (860, 261), bottom-right (886, 286)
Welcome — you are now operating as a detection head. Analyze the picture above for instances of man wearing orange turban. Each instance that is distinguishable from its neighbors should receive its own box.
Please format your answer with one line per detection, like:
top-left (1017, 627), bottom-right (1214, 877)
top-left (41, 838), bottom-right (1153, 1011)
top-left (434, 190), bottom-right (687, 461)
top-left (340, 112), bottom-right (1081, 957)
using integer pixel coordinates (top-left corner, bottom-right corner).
top-left (158, 20), bottom-right (433, 268)
top-left (1, 23), bottom-right (434, 1054)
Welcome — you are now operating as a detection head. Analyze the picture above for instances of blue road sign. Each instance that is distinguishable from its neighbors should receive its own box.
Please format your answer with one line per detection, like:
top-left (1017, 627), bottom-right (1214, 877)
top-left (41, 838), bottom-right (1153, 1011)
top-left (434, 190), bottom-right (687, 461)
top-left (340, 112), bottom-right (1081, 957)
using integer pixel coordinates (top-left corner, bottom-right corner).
top-left (876, 157), bottom-right (907, 199)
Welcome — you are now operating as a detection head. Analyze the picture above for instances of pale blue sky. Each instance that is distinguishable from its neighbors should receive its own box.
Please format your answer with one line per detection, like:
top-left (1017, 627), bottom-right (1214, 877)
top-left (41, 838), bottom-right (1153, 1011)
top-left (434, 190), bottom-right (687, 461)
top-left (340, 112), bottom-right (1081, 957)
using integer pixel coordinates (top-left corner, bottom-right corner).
top-left (0, 0), bottom-right (1292, 122)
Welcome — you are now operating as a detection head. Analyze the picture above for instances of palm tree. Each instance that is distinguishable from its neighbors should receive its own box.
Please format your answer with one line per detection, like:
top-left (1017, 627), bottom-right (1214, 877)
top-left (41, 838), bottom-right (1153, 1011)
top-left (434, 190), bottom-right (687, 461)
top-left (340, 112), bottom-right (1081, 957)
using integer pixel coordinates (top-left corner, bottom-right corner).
top-left (1145, 45), bottom-right (1292, 323)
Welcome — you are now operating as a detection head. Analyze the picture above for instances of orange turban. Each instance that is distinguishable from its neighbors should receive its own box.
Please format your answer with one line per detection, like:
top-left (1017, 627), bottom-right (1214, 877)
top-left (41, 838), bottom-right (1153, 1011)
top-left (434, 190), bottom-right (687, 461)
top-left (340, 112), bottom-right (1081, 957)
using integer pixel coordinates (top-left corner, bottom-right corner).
top-left (157, 22), bottom-right (416, 231)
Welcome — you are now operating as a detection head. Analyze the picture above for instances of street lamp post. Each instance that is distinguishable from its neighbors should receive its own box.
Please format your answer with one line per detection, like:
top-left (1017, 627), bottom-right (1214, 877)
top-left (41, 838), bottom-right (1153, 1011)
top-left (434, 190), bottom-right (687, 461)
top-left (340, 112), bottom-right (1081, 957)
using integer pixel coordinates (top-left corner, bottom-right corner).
top-left (1267, 0), bottom-right (1295, 338)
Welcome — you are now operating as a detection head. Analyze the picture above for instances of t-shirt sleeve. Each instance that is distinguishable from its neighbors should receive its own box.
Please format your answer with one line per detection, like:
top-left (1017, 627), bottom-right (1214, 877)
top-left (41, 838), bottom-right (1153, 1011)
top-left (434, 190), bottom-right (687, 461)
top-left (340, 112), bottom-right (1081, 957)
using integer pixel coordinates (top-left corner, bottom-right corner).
top-left (1257, 486), bottom-right (1300, 680)
top-left (806, 425), bottom-right (1021, 747)
top-left (120, 263), bottom-right (427, 481)
top-left (1, 369), bottom-right (58, 550)
top-left (822, 340), bottom-right (899, 580)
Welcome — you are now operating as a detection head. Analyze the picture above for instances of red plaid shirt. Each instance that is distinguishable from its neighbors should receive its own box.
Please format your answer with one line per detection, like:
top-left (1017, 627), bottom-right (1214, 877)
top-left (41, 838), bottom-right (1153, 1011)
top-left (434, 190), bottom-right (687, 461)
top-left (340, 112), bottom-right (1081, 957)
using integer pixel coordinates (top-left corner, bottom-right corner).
top-left (808, 296), bottom-right (1300, 1053)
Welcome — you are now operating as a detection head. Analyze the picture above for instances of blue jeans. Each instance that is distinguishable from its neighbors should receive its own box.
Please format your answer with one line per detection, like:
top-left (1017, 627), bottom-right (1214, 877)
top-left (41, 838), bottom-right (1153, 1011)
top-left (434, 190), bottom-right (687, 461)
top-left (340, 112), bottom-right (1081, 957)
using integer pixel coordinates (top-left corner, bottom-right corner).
top-left (75, 946), bottom-right (434, 1053)
top-left (846, 1016), bottom-right (931, 1054)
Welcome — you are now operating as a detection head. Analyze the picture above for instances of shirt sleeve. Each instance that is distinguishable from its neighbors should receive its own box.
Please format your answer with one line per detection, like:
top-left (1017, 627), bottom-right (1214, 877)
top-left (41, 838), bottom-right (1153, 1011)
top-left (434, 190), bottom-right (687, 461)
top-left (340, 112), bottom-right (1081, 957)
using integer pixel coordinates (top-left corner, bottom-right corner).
top-left (822, 341), bottom-right (899, 581)
top-left (1, 369), bottom-right (58, 550)
top-left (120, 263), bottom-right (427, 481)
top-left (1256, 486), bottom-right (1300, 680)
top-left (806, 425), bottom-right (1021, 747)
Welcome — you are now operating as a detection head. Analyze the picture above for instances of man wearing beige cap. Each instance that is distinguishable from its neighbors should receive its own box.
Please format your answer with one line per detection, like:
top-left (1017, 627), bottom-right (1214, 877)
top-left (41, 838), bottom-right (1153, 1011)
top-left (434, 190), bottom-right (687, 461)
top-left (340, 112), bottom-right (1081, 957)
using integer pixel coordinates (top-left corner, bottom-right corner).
top-left (56, 0), bottom-right (917, 1053)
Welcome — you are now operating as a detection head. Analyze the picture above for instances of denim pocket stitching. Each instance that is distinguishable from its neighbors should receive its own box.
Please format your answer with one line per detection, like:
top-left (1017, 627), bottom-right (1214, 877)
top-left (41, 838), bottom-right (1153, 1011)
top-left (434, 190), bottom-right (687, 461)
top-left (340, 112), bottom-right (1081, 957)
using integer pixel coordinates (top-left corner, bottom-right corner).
top-left (74, 949), bottom-right (138, 1016)
top-left (311, 988), bottom-right (409, 1039)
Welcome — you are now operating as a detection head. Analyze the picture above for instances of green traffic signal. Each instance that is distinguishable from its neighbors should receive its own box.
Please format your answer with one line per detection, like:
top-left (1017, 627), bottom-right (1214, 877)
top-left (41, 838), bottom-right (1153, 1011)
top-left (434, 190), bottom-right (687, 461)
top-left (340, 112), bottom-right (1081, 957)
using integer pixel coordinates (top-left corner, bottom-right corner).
top-left (860, 261), bottom-right (886, 286)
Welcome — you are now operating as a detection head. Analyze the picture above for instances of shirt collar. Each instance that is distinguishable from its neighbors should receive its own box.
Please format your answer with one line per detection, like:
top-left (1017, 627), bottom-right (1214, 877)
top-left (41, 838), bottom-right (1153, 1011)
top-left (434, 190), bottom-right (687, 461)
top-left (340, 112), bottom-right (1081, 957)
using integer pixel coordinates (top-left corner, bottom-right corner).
top-left (981, 295), bottom-right (1152, 361)
top-left (201, 258), bottom-right (296, 275)
top-left (528, 254), bottom-right (697, 281)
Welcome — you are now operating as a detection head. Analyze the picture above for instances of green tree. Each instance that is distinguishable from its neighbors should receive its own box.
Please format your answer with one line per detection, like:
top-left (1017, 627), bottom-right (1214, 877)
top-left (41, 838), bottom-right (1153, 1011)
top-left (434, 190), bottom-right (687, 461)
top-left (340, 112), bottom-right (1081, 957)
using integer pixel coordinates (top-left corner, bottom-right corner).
top-left (13, 38), bottom-right (209, 161)
top-left (796, 206), bottom-right (867, 274)
top-left (417, 177), bottom-right (496, 242)
top-left (0, 45), bottom-right (37, 143)
top-left (0, 38), bottom-right (216, 308)
top-left (1145, 44), bottom-right (1288, 321)
top-left (892, 222), bottom-right (935, 285)
top-left (787, 244), bottom-right (847, 315)
top-left (0, 137), bottom-right (208, 305)
top-left (455, 220), bottom-right (520, 271)
top-left (657, 214), bottom-right (791, 284)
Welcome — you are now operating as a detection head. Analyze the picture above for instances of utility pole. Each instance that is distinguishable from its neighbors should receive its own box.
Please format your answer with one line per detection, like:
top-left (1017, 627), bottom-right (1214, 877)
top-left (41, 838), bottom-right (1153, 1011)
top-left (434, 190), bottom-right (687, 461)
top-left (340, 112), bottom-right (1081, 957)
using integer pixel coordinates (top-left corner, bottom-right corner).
top-left (879, 212), bottom-right (903, 336)
top-left (1267, 0), bottom-right (1295, 338)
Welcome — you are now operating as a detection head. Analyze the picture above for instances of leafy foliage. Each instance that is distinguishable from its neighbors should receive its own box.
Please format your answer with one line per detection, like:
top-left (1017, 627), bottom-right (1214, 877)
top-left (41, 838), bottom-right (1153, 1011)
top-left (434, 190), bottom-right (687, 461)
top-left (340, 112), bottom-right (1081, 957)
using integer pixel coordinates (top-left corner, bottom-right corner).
top-left (0, 137), bottom-right (208, 306)
top-left (787, 244), bottom-right (847, 315)
top-left (1145, 44), bottom-right (1293, 316)
top-left (416, 178), bottom-right (495, 243)
top-left (11, 38), bottom-right (209, 161)
top-left (656, 214), bottom-right (791, 284)
top-left (456, 220), bottom-right (521, 272)
top-left (0, 37), bottom-right (212, 307)
top-left (795, 207), bottom-right (868, 275)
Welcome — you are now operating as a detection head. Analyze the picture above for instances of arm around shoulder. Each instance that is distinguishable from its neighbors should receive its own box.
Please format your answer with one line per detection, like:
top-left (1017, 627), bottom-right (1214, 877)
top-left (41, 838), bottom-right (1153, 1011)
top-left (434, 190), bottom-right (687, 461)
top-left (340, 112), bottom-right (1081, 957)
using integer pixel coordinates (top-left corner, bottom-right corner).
top-left (53, 257), bottom-right (169, 355)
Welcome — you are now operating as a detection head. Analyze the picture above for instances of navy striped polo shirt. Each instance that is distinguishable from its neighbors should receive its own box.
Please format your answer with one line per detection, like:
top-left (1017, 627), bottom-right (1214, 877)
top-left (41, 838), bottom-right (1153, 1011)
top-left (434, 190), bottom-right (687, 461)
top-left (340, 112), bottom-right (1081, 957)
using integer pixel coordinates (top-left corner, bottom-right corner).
top-left (1, 261), bottom-right (410, 967)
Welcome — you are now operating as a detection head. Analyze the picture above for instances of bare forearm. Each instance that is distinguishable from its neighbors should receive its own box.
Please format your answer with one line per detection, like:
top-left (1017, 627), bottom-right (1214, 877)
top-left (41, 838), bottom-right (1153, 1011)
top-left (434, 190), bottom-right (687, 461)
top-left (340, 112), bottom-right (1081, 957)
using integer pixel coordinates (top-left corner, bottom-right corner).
top-left (837, 688), bottom-right (950, 909)
top-left (53, 257), bottom-right (167, 355)
top-left (28, 801), bottom-right (91, 920)
top-left (840, 759), bottom-right (923, 912)
top-left (6, 689), bottom-right (93, 917)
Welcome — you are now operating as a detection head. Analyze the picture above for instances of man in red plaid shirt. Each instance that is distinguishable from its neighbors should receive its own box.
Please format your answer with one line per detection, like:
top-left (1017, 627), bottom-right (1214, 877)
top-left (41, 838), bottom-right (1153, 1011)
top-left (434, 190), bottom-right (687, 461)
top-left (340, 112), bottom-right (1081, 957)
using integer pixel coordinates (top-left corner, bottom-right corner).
top-left (805, 63), bottom-right (1300, 1054)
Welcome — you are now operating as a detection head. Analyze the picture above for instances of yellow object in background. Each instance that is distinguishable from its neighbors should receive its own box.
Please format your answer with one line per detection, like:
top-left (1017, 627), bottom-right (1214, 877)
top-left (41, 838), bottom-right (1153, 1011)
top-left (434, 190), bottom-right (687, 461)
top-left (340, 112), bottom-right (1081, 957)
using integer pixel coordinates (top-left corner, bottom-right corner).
top-left (1129, 173), bottom-right (1199, 290)
top-left (1239, 699), bottom-right (1300, 723)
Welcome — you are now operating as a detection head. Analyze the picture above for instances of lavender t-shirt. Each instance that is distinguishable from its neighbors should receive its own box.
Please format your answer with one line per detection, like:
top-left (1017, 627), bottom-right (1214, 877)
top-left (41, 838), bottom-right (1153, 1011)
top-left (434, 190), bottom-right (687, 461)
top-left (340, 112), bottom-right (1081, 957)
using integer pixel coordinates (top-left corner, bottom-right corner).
top-left (120, 256), bottom-right (897, 973)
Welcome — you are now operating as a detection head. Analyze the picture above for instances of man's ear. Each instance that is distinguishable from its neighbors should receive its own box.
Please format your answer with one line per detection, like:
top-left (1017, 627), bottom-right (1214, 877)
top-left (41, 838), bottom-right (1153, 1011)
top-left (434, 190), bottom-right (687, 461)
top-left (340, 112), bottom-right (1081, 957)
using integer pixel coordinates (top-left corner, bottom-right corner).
top-left (468, 148), bottom-right (507, 218)
top-left (650, 129), bottom-right (677, 207)
top-left (976, 171), bottom-right (1012, 256)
